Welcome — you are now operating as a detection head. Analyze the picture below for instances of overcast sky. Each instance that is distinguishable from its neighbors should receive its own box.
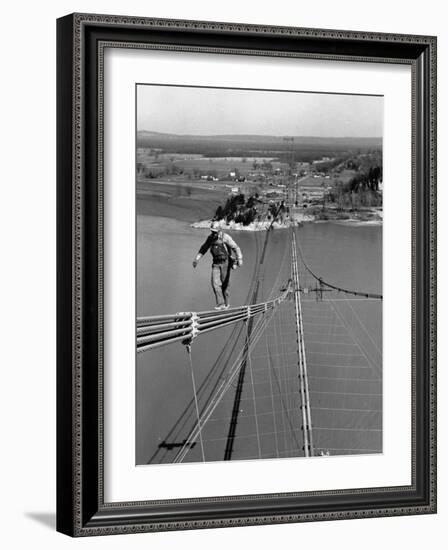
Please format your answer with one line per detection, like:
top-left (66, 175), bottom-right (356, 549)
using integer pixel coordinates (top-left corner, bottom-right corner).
top-left (137, 84), bottom-right (383, 138)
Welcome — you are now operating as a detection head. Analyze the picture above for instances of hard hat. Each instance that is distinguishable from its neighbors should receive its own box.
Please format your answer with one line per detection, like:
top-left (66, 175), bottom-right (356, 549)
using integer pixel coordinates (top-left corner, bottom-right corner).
top-left (210, 221), bottom-right (220, 232)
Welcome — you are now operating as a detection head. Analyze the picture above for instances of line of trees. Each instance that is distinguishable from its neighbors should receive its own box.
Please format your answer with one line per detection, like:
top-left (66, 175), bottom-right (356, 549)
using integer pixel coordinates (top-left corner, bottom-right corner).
top-left (322, 164), bottom-right (382, 210)
top-left (347, 165), bottom-right (382, 192)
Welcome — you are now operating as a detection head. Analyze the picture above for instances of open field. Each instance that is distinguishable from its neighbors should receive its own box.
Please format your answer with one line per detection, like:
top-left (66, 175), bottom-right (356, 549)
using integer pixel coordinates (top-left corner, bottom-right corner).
top-left (137, 150), bottom-right (288, 180)
top-left (137, 179), bottom-right (227, 223)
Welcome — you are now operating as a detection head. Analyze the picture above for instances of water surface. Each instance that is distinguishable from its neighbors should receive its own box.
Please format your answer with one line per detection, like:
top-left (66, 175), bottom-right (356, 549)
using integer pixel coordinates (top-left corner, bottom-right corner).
top-left (136, 216), bottom-right (382, 464)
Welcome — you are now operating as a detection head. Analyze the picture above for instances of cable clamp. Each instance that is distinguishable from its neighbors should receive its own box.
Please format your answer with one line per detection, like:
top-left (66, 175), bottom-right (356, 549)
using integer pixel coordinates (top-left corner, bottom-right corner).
top-left (191, 312), bottom-right (199, 339)
top-left (246, 306), bottom-right (250, 320)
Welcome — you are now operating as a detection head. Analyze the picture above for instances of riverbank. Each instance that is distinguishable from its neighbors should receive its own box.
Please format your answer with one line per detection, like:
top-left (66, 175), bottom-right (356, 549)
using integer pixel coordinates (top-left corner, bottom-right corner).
top-left (310, 205), bottom-right (382, 224)
top-left (191, 212), bottom-right (314, 231)
top-left (190, 207), bottom-right (382, 231)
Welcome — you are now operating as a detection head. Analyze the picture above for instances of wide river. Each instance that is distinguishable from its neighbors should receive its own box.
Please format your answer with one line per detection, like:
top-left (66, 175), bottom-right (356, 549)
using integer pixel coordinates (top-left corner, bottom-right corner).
top-left (136, 215), bottom-right (382, 464)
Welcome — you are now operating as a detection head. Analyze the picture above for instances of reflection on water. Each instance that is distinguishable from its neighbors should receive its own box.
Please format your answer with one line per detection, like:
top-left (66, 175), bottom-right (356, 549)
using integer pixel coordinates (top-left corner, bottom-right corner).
top-left (136, 216), bottom-right (382, 464)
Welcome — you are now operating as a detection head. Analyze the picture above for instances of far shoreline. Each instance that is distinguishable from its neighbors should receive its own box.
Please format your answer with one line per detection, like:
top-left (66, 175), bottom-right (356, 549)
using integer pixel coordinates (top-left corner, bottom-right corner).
top-left (190, 213), bottom-right (382, 232)
top-left (137, 179), bottom-right (382, 230)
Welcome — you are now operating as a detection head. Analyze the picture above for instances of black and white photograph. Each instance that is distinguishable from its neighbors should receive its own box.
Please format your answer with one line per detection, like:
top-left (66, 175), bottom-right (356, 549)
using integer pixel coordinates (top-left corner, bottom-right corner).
top-left (136, 84), bottom-right (383, 465)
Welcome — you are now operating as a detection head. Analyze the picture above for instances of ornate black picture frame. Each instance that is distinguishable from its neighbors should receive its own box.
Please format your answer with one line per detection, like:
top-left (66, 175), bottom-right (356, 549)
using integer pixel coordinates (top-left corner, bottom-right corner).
top-left (56, 13), bottom-right (437, 536)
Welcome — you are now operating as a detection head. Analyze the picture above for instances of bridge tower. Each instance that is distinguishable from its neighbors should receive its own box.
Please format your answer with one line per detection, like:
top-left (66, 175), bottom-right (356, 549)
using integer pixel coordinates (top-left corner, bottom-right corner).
top-left (282, 136), bottom-right (296, 209)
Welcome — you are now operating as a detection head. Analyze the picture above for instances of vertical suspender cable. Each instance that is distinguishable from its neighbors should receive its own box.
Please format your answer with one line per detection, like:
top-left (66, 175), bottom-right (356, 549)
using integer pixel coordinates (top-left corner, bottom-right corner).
top-left (186, 345), bottom-right (206, 463)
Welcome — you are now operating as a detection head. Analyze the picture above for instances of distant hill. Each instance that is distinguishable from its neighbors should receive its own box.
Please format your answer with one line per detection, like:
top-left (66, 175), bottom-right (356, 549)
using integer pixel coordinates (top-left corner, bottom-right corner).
top-left (137, 131), bottom-right (381, 161)
top-left (137, 130), bottom-right (381, 147)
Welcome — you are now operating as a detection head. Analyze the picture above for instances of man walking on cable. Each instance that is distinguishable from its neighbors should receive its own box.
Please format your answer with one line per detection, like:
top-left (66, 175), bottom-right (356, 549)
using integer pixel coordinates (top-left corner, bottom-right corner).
top-left (192, 221), bottom-right (243, 310)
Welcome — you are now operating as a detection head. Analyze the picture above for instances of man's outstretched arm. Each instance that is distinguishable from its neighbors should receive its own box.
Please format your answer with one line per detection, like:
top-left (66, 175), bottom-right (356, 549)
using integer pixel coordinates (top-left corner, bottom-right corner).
top-left (193, 236), bottom-right (212, 268)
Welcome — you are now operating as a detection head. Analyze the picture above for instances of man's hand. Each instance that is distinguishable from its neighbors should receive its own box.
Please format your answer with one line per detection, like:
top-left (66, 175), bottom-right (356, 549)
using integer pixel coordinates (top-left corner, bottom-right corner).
top-left (238, 260), bottom-right (243, 267)
top-left (192, 260), bottom-right (198, 268)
